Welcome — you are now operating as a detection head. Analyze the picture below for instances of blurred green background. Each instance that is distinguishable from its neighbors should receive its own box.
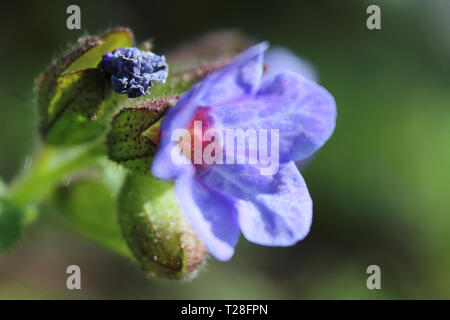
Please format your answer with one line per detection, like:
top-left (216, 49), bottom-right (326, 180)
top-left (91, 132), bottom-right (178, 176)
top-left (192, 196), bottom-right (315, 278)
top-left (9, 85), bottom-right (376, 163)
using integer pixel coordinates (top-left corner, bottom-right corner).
top-left (0, 0), bottom-right (449, 299)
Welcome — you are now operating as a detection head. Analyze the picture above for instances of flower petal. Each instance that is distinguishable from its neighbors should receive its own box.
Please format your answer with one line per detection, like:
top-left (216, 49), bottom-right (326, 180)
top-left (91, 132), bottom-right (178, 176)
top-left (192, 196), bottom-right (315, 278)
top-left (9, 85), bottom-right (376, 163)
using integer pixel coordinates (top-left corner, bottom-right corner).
top-left (152, 42), bottom-right (268, 180)
top-left (175, 170), bottom-right (240, 261)
top-left (198, 162), bottom-right (312, 246)
top-left (211, 70), bottom-right (337, 162)
top-left (264, 46), bottom-right (318, 82)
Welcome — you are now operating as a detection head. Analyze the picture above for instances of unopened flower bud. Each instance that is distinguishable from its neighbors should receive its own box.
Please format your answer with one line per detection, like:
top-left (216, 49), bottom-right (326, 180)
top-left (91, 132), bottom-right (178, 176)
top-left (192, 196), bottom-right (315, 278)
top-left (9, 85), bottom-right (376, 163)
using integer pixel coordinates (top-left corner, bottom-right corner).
top-left (117, 172), bottom-right (207, 279)
top-left (36, 28), bottom-right (134, 146)
top-left (106, 97), bottom-right (177, 174)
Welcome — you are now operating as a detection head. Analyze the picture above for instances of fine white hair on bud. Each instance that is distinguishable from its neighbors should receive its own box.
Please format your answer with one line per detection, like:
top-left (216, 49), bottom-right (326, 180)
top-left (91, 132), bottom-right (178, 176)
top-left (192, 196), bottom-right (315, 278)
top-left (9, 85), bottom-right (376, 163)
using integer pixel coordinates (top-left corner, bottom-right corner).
top-left (117, 172), bottom-right (207, 280)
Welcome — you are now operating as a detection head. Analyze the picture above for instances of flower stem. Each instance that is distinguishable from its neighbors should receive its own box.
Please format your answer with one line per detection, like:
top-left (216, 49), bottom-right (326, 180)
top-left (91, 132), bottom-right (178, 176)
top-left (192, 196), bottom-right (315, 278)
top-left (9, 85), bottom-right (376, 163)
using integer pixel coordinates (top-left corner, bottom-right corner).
top-left (10, 140), bottom-right (105, 208)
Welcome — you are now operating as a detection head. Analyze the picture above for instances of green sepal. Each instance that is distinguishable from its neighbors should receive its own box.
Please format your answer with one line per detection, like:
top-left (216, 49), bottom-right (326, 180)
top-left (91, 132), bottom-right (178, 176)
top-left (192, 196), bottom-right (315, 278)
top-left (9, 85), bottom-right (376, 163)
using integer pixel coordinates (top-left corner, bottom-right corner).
top-left (36, 36), bottom-right (102, 124)
top-left (36, 28), bottom-right (134, 146)
top-left (63, 28), bottom-right (134, 74)
top-left (118, 172), bottom-right (207, 280)
top-left (106, 97), bottom-right (177, 174)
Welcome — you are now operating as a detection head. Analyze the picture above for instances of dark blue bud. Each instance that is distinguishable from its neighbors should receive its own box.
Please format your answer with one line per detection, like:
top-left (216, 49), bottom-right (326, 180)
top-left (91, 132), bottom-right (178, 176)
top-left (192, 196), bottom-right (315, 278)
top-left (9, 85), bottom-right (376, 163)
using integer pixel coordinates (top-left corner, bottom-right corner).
top-left (100, 47), bottom-right (168, 98)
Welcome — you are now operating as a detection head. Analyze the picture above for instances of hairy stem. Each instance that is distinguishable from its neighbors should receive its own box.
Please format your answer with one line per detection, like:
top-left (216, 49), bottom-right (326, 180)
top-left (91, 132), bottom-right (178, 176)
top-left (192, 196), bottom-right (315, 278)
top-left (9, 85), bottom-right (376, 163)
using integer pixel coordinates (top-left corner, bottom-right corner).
top-left (10, 140), bottom-right (105, 208)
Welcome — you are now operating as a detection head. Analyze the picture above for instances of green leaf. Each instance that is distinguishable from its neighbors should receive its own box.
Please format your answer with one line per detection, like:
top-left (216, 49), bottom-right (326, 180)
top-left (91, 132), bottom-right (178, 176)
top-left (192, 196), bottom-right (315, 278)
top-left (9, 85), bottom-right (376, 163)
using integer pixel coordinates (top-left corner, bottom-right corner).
top-left (55, 165), bottom-right (131, 257)
top-left (0, 196), bottom-right (25, 252)
top-left (63, 28), bottom-right (134, 74)
top-left (0, 178), bottom-right (35, 252)
top-left (106, 97), bottom-right (177, 174)
top-left (118, 172), bottom-right (206, 279)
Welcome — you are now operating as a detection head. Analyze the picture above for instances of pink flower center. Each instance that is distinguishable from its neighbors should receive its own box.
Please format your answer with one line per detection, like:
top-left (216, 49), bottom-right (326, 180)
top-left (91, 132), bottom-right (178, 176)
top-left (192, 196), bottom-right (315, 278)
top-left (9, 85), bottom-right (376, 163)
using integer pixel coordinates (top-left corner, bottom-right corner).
top-left (181, 107), bottom-right (216, 172)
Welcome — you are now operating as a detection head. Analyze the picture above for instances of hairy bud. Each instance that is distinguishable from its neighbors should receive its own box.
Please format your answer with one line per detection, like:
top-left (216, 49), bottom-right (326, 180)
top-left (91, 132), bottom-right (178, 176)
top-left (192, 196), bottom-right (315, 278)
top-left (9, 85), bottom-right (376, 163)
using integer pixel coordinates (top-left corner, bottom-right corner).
top-left (36, 28), bottom-right (134, 146)
top-left (106, 97), bottom-right (177, 174)
top-left (118, 173), bottom-right (207, 279)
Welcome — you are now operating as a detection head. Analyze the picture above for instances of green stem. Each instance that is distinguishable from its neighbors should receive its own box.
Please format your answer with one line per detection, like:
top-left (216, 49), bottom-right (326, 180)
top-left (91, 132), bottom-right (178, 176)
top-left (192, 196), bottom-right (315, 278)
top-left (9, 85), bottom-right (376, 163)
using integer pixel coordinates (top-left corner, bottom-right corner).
top-left (10, 140), bottom-right (105, 207)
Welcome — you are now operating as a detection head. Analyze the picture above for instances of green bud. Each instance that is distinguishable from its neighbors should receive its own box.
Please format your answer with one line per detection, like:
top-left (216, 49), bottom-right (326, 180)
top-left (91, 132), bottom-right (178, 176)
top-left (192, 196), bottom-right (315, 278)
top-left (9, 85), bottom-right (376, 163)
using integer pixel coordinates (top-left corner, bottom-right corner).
top-left (36, 28), bottom-right (134, 146)
top-left (106, 97), bottom-right (177, 174)
top-left (36, 36), bottom-right (101, 122)
top-left (118, 172), bottom-right (207, 280)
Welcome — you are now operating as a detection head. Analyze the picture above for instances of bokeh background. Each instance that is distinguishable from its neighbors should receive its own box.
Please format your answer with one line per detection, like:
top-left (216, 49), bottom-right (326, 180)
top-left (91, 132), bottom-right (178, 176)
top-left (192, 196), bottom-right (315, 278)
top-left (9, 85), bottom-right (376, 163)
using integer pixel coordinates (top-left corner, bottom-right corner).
top-left (0, 0), bottom-right (449, 299)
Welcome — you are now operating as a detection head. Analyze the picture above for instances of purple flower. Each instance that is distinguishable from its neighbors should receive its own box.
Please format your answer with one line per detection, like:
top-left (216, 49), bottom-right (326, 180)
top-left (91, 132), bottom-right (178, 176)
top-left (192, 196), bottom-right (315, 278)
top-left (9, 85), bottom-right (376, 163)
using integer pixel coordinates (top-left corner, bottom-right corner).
top-left (101, 47), bottom-right (168, 98)
top-left (264, 46), bottom-right (319, 171)
top-left (264, 46), bottom-right (318, 82)
top-left (151, 43), bottom-right (336, 261)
